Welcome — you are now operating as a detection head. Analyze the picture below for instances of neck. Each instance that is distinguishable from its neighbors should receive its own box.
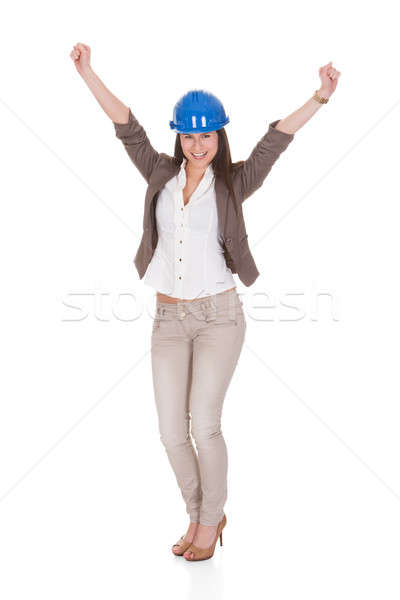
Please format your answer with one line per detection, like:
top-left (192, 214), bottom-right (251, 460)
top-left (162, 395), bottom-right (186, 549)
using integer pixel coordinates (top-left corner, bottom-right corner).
top-left (185, 160), bottom-right (209, 181)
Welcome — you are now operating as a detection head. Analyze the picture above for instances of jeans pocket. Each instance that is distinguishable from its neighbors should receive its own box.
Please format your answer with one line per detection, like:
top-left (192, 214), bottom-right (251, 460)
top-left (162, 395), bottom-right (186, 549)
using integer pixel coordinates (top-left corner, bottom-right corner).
top-left (152, 318), bottom-right (161, 333)
top-left (203, 305), bottom-right (243, 327)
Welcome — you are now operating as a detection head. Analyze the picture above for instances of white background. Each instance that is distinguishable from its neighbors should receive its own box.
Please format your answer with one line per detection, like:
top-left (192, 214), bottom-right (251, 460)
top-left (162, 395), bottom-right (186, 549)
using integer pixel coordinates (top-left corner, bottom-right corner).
top-left (1, 0), bottom-right (399, 598)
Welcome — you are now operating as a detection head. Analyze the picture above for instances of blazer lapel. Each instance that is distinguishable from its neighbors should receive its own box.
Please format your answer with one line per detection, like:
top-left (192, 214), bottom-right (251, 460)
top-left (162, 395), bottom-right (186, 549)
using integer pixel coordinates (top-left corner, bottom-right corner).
top-left (215, 176), bottom-right (229, 240)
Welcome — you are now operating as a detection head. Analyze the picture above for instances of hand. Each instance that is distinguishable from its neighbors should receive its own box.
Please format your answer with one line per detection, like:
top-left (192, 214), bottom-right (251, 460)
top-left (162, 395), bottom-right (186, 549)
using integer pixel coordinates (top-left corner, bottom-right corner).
top-left (318, 61), bottom-right (341, 99)
top-left (70, 43), bottom-right (91, 76)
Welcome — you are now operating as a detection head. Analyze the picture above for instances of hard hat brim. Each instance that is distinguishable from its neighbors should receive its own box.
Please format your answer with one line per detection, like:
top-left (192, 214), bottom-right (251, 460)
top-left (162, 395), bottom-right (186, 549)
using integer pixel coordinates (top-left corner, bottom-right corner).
top-left (169, 117), bottom-right (230, 134)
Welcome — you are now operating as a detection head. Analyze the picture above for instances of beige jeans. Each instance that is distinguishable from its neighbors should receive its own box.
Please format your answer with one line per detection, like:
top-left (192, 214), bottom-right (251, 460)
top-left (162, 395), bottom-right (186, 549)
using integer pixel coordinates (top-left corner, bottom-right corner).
top-left (150, 288), bottom-right (246, 526)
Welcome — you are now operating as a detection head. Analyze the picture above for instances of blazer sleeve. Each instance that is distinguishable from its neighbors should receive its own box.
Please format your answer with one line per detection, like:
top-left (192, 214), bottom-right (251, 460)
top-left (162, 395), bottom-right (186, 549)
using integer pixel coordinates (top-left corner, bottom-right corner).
top-left (113, 107), bottom-right (160, 184)
top-left (237, 120), bottom-right (295, 202)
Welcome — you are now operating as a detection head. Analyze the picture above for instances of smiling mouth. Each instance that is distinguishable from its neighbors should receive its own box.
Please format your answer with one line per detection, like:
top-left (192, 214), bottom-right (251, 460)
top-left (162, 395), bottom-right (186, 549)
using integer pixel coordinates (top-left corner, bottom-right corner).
top-left (191, 152), bottom-right (208, 159)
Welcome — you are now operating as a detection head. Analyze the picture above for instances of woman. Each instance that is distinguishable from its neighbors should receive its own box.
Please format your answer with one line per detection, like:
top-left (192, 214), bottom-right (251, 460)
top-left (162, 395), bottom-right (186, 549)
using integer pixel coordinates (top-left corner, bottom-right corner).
top-left (70, 43), bottom-right (341, 561)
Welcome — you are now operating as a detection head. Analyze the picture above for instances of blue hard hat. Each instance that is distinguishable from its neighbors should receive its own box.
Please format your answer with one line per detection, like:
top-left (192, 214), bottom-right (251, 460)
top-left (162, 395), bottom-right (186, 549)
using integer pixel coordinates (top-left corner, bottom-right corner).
top-left (169, 89), bottom-right (230, 134)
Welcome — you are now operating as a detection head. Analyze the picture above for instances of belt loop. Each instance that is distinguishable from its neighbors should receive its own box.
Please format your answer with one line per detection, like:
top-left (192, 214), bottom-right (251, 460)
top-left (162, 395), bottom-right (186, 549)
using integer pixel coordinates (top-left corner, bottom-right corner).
top-left (200, 301), bottom-right (209, 321)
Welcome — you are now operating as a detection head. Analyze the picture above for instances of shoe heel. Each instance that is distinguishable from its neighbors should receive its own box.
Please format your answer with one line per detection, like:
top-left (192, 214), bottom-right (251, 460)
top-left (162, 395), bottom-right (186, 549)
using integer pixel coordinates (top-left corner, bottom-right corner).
top-left (219, 531), bottom-right (223, 546)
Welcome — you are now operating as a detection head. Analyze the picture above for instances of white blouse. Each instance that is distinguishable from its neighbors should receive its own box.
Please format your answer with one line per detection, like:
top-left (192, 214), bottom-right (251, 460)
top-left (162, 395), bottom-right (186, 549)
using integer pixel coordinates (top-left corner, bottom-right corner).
top-left (143, 157), bottom-right (236, 299)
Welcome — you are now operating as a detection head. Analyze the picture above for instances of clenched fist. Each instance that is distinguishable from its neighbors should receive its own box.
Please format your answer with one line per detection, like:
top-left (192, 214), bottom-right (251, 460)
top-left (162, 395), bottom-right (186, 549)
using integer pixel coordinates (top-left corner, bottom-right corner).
top-left (70, 43), bottom-right (91, 76)
top-left (318, 61), bottom-right (341, 98)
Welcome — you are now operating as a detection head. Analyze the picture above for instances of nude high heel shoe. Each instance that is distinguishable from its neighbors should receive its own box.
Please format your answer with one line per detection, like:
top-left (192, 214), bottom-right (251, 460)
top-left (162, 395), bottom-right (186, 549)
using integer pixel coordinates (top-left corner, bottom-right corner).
top-left (171, 533), bottom-right (194, 556)
top-left (184, 514), bottom-right (227, 561)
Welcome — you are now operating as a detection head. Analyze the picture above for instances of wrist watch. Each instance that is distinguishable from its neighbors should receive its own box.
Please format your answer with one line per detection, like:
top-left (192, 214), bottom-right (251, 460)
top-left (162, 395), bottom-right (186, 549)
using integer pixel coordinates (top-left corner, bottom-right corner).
top-left (313, 89), bottom-right (329, 104)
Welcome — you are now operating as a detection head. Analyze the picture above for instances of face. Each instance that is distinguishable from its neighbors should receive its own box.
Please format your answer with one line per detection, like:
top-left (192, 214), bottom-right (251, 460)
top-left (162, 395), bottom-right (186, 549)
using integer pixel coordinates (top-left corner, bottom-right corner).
top-left (179, 131), bottom-right (218, 169)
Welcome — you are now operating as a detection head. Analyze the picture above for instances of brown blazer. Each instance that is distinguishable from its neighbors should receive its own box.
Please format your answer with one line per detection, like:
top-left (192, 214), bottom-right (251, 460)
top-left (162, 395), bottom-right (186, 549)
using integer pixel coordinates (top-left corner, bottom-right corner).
top-left (113, 107), bottom-right (295, 287)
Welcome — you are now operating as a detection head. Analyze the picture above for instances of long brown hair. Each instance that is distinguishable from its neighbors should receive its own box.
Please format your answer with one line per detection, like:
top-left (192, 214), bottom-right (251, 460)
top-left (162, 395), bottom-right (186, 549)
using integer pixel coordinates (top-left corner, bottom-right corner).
top-left (173, 128), bottom-right (244, 217)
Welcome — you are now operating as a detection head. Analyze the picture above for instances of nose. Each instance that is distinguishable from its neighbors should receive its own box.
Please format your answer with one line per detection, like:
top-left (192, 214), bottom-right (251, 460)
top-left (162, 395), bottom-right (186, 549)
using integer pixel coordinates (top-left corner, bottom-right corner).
top-left (192, 136), bottom-right (204, 148)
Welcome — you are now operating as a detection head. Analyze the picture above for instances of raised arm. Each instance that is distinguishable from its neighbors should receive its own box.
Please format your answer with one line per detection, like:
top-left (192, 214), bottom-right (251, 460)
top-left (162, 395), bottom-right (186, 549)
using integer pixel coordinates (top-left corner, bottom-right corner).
top-left (275, 61), bottom-right (341, 135)
top-left (237, 121), bottom-right (295, 202)
top-left (70, 42), bottom-right (160, 183)
top-left (238, 61), bottom-right (341, 202)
